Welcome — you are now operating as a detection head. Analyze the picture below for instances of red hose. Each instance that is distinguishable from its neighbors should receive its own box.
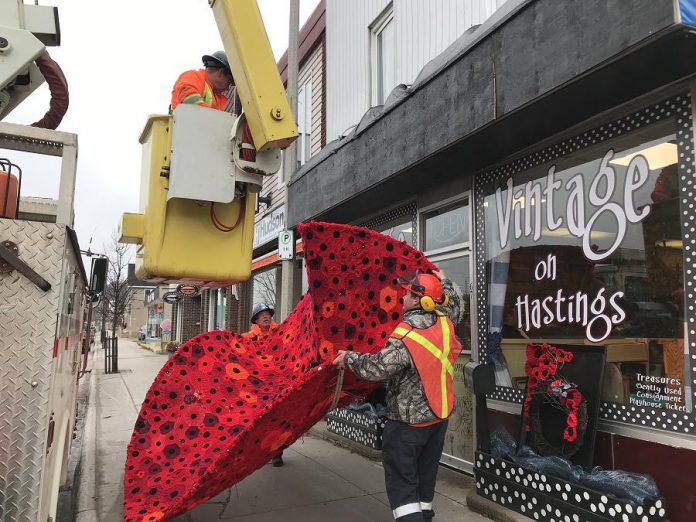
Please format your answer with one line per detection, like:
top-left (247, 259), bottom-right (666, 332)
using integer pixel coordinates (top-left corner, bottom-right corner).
top-left (241, 121), bottom-right (257, 162)
top-left (31, 51), bottom-right (69, 130)
top-left (210, 201), bottom-right (245, 233)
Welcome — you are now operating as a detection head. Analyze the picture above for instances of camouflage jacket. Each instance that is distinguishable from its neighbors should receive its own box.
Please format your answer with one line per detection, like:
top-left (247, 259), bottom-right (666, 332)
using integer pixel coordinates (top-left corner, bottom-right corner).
top-left (344, 279), bottom-right (462, 425)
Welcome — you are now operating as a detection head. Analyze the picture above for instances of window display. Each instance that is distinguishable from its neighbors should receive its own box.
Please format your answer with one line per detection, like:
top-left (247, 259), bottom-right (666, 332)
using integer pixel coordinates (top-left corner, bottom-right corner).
top-left (480, 112), bottom-right (691, 419)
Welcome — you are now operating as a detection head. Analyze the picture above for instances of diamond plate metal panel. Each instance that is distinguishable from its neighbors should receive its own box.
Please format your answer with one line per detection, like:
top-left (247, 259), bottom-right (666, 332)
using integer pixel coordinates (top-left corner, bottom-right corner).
top-left (0, 219), bottom-right (65, 522)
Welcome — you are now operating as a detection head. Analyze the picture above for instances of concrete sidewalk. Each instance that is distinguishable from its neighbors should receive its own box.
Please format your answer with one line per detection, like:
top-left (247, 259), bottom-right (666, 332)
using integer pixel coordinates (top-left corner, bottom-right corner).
top-left (76, 338), bottom-right (492, 521)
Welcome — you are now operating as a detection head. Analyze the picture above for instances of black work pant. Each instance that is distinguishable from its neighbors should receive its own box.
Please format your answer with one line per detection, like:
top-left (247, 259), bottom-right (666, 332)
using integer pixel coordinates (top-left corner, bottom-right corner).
top-left (382, 419), bottom-right (448, 521)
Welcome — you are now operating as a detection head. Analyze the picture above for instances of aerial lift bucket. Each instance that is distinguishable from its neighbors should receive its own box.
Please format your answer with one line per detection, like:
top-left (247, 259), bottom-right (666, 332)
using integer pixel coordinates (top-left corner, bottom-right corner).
top-left (119, 0), bottom-right (298, 287)
top-left (119, 110), bottom-right (261, 286)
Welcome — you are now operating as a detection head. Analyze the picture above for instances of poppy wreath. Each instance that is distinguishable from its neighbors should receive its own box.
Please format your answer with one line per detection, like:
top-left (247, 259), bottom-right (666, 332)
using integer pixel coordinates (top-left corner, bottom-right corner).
top-left (523, 343), bottom-right (588, 458)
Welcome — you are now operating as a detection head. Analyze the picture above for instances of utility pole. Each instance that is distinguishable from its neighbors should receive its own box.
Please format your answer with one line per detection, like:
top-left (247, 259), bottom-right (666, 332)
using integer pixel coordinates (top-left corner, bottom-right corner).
top-left (279, 0), bottom-right (299, 321)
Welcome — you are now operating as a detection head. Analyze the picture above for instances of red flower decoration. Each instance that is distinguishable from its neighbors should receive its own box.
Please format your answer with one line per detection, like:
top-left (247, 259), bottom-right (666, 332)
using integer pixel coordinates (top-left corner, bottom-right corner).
top-left (523, 343), bottom-right (583, 443)
top-left (566, 413), bottom-right (578, 428)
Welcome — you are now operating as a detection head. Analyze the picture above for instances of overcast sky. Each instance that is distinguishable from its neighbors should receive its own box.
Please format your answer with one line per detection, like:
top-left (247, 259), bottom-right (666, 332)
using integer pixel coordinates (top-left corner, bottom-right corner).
top-left (3, 0), bottom-right (320, 263)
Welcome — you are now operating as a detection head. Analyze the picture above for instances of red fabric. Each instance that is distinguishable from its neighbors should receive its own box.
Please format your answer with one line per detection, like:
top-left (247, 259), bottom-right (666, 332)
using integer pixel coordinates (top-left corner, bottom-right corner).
top-left (397, 313), bottom-right (462, 419)
top-left (124, 222), bottom-right (435, 521)
top-left (523, 343), bottom-right (582, 442)
top-left (240, 121), bottom-right (257, 162)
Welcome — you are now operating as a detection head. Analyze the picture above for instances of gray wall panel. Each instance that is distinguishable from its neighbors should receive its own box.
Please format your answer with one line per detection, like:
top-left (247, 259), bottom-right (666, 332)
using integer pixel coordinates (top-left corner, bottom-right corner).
top-left (492, 0), bottom-right (675, 115)
top-left (292, 39), bottom-right (495, 224)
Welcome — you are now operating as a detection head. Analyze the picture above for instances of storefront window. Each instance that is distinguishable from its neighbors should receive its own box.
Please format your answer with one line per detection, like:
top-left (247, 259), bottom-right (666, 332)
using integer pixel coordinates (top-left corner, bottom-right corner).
top-left (481, 118), bottom-right (690, 415)
top-left (360, 202), bottom-right (417, 247)
top-left (423, 202), bottom-right (470, 252)
top-left (379, 219), bottom-right (414, 245)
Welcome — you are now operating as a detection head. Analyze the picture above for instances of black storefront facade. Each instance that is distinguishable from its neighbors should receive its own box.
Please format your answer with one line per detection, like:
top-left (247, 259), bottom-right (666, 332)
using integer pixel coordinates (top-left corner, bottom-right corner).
top-left (288, 1), bottom-right (696, 521)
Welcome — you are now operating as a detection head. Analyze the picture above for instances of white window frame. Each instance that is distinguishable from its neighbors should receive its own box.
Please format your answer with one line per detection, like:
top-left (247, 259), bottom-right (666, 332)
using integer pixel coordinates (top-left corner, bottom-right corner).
top-left (207, 290), bottom-right (217, 331)
top-left (419, 193), bottom-right (472, 256)
top-left (370, 4), bottom-right (395, 106)
top-left (207, 288), bottom-right (226, 331)
top-left (298, 80), bottom-right (313, 165)
top-left (418, 192), bottom-right (475, 355)
top-left (175, 302), bottom-right (183, 342)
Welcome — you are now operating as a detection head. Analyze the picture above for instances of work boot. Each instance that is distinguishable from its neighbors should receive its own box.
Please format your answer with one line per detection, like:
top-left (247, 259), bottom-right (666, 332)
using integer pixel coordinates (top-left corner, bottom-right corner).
top-left (271, 453), bottom-right (284, 467)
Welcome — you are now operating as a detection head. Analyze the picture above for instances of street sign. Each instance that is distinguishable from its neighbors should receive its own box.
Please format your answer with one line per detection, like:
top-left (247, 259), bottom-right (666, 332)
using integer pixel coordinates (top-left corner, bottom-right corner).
top-left (163, 291), bottom-right (182, 304)
top-left (278, 229), bottom-right (294, 260)
top-left (176, 284), bottom-right (200, 298)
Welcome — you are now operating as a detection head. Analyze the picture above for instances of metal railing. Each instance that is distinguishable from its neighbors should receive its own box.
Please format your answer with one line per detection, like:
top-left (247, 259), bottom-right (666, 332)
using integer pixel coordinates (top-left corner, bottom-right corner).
top-left (104, 336), bottom-right (119, 374)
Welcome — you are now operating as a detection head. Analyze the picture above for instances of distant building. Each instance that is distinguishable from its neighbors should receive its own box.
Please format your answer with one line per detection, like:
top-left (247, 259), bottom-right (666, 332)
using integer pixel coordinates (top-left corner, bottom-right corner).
top-left (123, 263), bottom-right (156, 339)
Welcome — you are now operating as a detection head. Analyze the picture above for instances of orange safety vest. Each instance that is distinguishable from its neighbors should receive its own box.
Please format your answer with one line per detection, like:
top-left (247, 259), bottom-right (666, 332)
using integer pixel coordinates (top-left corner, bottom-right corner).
top-left (393, 310), bottom-right (462, 419)
top-left (171, 69), bottom-right (230, 111)
top-left (242, 322), bottom-right (279, 341)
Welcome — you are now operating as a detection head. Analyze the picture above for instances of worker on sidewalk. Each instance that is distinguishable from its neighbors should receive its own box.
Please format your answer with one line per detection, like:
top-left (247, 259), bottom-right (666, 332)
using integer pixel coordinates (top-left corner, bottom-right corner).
top-left (170, 51), bottom-right (238, 113)
top-left (333, 271), bottom-right (463, 522)
top-left (242, 302), bottom-right (279, 341)
top-left (243, 302), bottom-right (283, 467)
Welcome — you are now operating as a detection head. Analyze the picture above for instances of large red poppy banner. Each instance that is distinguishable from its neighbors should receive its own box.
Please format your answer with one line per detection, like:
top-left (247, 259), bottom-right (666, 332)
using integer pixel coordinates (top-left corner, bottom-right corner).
top-left (124, 222), bottom-right (435, 521)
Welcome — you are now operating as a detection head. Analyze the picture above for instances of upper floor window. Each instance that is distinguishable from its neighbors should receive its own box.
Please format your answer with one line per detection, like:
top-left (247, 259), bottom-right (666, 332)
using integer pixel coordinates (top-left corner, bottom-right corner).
top-left (297, 81), bottom-right (313, 165)
top-left (371, 5), bottom-right (395, 106)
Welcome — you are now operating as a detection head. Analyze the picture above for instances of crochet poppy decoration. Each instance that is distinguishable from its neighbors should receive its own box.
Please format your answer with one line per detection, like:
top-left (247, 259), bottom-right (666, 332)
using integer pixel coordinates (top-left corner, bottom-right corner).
top-left (123, 222), bottom-right (436, 521)
top-left (523, 343), bottom-right (587, 457)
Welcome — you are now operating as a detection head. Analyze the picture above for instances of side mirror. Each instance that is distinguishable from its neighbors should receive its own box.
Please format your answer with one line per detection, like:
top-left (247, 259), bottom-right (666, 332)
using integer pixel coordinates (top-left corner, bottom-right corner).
top-left (90, 257), bottom-right (107, 294)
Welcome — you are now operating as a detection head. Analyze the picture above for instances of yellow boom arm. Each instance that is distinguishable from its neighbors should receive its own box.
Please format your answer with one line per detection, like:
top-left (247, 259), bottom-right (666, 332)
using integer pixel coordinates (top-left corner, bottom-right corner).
top-left (210, 0), bottom-right (298, 151)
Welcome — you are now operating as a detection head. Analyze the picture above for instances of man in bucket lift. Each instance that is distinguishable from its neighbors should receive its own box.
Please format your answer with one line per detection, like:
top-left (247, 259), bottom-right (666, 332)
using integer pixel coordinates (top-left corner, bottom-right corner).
top-left (333, 270), bottom-right (463, 522)
top-left (170, 51), bottom-right (238, 113)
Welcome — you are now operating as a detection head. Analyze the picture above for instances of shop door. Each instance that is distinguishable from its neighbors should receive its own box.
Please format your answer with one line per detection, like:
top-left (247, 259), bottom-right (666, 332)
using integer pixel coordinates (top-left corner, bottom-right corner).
top-left (430, 253), bottom-right (474, 470)
top-left (420, 197), bottom-right (474, 471)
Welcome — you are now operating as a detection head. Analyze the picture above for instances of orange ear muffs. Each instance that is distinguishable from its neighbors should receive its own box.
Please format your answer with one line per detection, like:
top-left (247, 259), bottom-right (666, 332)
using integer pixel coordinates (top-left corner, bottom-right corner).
top-left (420, 295), bottom-right (436, 312)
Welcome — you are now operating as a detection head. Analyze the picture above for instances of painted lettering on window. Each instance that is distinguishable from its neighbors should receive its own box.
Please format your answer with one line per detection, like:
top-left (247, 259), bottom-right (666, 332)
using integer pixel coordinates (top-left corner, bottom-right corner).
top-left (495, 150), bottom-right (651, 261)
top-left (515, 253), bottom-right (626, 343)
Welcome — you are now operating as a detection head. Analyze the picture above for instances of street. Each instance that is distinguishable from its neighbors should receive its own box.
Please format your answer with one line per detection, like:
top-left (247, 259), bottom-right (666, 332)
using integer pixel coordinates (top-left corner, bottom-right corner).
top-left (74, 338), bottom-right (491, 522)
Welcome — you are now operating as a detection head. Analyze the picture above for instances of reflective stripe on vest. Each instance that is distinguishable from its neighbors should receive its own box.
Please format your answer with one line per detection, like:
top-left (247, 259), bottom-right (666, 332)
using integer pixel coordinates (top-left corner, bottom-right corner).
top-left (393, 310), bottom-right (461, 418)
top-left (202, 81), bottom-right (213, 106)
top-left (171, 69), bottom-right (228, 111)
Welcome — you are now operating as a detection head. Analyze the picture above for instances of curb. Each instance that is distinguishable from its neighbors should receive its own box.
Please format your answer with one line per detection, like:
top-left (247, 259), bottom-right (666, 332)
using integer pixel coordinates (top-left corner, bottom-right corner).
top-left (466, 491), bottom-right (532, 522)
top-left (73, 354), bottom-right (99, 521)
top-left (56, 365), bottom-right (91, 522)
